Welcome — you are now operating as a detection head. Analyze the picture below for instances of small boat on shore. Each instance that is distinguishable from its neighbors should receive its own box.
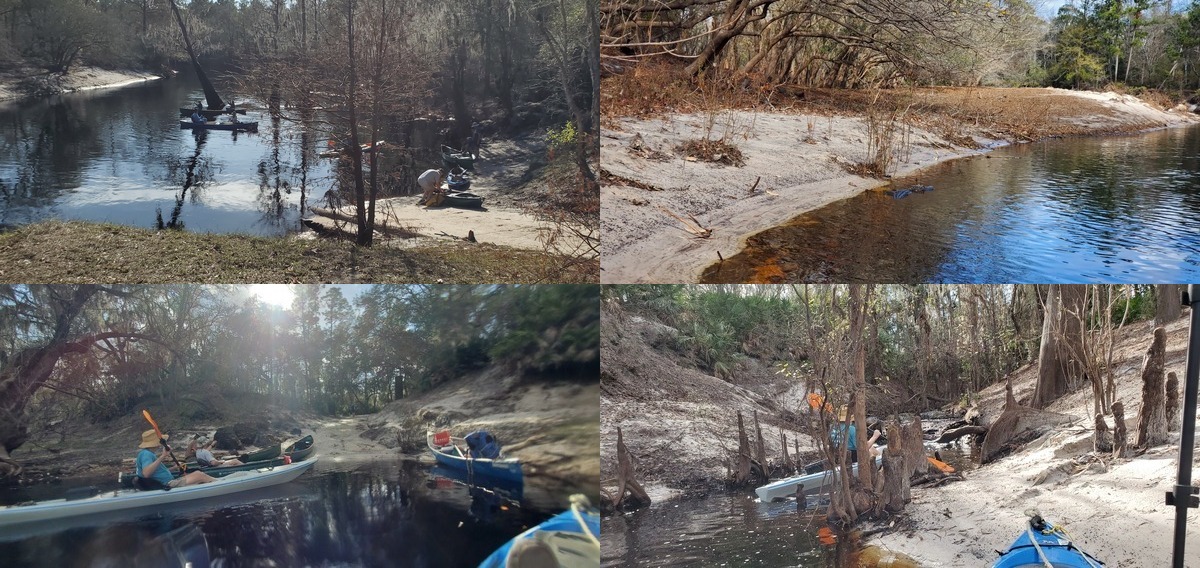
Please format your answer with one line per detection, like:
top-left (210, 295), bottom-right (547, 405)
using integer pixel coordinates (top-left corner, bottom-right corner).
top-left (755, 449), bottom-right (884, 502)
top-left (0, 458), bottom-right (317, 528)
top-left (284, 434), bottom-right (315, 462)
top-left (442, 191), bottom-right (485, 209)
top-left (442, 145), bottom-right (475, 170)
top-left (478, 495), bottom-right (599, 568)
top-left (179, 120), bottom-right (258, 132)
top-left (993, 514), bottom-right (1104, 567)
top-left (427, 431), bottom-right (522, 483)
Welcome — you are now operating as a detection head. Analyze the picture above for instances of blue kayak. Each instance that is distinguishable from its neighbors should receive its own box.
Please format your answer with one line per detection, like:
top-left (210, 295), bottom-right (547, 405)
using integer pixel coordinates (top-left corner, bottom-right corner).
top-left (994, 515), bottom-right (1104, 567)
top-left (479, 497), bottom-right (600, 568)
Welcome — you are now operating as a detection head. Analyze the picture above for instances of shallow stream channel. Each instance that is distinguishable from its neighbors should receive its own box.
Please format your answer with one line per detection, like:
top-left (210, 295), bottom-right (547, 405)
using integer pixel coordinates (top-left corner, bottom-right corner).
top-left (0, 457), bottom-right (589, 567)
top-left (702, 125), bottom-right (1200, 283)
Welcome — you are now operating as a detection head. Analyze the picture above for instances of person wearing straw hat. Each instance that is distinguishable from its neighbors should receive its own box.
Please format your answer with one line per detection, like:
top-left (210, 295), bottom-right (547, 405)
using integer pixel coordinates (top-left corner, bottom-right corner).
top-left (135, 429), bottom-right (216, 489)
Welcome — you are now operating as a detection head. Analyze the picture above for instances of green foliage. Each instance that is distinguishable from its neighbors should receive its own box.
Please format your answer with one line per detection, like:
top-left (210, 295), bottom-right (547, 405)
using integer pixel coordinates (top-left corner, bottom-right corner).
top-left (547, 121), bottom-right (580, 150)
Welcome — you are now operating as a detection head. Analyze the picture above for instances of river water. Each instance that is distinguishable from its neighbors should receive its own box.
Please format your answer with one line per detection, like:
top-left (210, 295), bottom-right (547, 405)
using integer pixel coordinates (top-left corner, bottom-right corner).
top-left (0, 72), bottom-right (332, 236)
top-left (701, 126), bottom-right (1200, 283)
top-left (0, 458), bottom-right (590, 567)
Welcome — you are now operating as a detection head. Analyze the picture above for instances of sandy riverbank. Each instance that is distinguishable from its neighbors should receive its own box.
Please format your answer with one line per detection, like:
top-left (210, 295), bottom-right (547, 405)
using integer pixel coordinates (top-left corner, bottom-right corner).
top-left (871, 316), bottom-right (1200, 566)
top-left (0, 66), bottom-right (163, 103)
top-left (600, 87), bottom-right (1200, 283)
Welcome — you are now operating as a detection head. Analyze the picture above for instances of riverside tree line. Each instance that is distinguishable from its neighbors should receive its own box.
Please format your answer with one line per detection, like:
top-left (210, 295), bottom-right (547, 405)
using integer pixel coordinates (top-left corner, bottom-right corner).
top-left (603, 284), bottom-right (1189, 525)
top-left (602, 0), bottom-right (1200, 92)
top-left (0, 0), bottom-right (598, 269)
top-left (0, 284), bottom-right (600, 478)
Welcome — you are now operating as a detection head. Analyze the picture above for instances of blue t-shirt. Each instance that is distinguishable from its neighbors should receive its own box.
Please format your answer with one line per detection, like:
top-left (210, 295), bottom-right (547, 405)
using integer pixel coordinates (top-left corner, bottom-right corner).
top-left (831, 423), bottom-right (857, 451)
top-left (136, 448), bottom-right (173, 485)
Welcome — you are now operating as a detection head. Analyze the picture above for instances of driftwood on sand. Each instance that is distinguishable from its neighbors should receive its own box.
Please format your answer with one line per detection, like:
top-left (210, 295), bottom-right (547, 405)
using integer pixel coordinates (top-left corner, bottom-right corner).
top-left (935, 425), bottom-right (987, 444)
top-left (979, 376), bottom-right (1074, 463)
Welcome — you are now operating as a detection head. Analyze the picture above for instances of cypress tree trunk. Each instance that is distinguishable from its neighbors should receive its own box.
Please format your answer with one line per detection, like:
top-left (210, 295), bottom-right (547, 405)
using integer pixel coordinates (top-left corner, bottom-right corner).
top-left (1135, 327), bottom-right (1168, 448)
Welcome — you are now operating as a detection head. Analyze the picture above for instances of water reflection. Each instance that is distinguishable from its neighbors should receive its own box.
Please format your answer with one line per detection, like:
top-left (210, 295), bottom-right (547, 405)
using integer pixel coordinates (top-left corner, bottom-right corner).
top-left (702, 125), bottom-right (1200, 283)
top-left (0, 71), bottom-right (331, 235)
top-left (602, 492), bottom-right (853, 567)
top-left (0, 459), bottom-right (571, 568)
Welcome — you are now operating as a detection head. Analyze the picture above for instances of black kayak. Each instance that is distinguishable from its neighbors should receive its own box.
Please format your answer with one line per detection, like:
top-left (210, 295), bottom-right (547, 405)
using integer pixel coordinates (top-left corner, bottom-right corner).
top-left (179, 120), bottom-right (258, 132)
top-left (443, 191), bottom-right (485, 209)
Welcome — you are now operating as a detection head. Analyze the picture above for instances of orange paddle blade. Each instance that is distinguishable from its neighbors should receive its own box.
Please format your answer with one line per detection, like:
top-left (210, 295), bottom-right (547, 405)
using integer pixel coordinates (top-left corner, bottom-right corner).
top-left (142, 409), bottom-right (163, 438)
top-left (927, 456), bottom-right (956, 474)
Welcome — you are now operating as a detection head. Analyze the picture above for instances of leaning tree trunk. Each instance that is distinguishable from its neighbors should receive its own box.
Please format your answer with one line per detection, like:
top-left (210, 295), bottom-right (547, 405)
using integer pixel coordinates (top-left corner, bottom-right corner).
top-left (1135, 327), bottom-right (1169, 449)
top-left (168, 0), bottom-right (225, 110)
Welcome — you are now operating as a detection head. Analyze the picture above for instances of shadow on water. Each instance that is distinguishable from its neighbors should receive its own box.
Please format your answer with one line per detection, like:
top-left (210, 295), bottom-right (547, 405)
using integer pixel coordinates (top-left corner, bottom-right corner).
top-left (0, 458), bottom-right (575, 568)
top-left (0, 70), bottom-right (330, 236)
top-left (702, 126), bottom-right (1200, 283)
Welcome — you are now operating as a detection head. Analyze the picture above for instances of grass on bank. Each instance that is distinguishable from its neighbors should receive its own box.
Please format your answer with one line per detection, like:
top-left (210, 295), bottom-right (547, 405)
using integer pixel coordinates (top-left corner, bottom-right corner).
top-left (601, 58), bottom-right (1188, 144)
top-left (0, 221), bottom-right (597, 283)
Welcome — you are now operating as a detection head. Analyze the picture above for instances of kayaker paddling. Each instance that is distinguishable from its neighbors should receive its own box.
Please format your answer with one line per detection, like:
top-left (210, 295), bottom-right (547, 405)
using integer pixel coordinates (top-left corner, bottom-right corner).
top-left (135, 430), bottom-right (216, 489)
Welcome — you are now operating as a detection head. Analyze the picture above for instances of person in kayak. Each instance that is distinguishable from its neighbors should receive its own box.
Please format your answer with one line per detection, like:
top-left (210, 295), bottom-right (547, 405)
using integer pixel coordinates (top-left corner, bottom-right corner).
top-left (135, 430), bottom-right (216, 489)
top-left (187, 437), bottom-right (243, 468)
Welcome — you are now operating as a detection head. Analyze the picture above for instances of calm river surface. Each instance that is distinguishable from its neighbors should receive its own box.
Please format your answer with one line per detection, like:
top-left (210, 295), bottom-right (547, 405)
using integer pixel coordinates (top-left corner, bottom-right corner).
top-left (0, 72), bottom-right (332, 235)
top-left (0, 458), bottom-right (589, 567)
top-left (702, 126), bottom-right (1200, 283)
top-left (601, 491), bottom-right (845, 568)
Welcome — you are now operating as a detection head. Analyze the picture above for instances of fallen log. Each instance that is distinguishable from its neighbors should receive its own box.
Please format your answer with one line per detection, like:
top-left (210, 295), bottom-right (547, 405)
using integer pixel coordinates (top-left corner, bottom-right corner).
top-left (935, 425), bottom-right (987, 444)
top-left (308, 207), bottom-right (421, 239)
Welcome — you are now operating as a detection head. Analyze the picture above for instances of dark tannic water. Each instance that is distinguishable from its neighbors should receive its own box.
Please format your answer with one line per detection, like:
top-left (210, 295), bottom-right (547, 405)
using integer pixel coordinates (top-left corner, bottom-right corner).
top-left (0, 458), bottom-right (588, 568)
top-left (701, 126), bottom-right (1200, 283)
top-left (0, 72), bottom-right (333, 236)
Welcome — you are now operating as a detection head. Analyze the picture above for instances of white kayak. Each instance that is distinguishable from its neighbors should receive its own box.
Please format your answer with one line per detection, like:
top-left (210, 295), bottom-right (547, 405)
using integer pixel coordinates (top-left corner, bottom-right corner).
top-left (755, 449), bottom-right (883, 502)
top-left (0, 457), bottom-right (317, 528)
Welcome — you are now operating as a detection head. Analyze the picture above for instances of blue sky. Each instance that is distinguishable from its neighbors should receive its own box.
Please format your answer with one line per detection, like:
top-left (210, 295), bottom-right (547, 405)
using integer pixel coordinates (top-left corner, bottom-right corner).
top-left (1039, 0), bottom-right (1069, 19)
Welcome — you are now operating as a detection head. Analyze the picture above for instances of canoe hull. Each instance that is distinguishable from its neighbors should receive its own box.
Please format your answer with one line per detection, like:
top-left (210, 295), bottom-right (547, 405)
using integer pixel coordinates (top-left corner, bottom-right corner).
top-left (118, 456), bottom-right (290, 488)
top-left (427, 432), bottom-right (523, 483)
top-left (285, 434), bottom-right (315, 462)
top-left (179, 108), bottom-right (247, 118)
top-left (0, 458), bottom-right (317, 528)
top-left (179, 120), bottom-right (258, 132)
top-left (993, 518), bottom-right (1105, 568)
top-left (478, 507), bottom-right (600, 568)
top-left (755, 449), bottom-right (884, 502)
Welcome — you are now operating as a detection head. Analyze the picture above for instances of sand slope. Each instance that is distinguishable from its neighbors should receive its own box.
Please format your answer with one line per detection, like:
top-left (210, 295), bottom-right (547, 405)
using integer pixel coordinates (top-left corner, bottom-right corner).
top-left (601, 87), bottom-right (1199, 283)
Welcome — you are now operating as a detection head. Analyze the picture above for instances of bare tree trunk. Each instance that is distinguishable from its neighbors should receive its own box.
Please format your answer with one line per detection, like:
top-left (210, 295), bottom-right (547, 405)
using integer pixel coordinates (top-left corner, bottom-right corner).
top-left (1032, 285), bottom-right (1086, 408)
top-left (1157, 284), bottom-right (1183, 325)
top-left (344, 0), bottom-right (369, 246)
top-left (849, 284), bottom-right (874, 489)
top-left (780, 428), bottom-right (792, 475)
top-left (753, 410), bottom-right (766, 472)
top-left (1167, 371), bottom-right (1181, 433)
top-left (168, 0), bottom-right (224, 110)
top-left (735, 410), bottom-right (751, 485)
top-left (1135, 327), bottom-right (1168, 448)
top-left (1113, 401), bottom-right (1131, 459)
